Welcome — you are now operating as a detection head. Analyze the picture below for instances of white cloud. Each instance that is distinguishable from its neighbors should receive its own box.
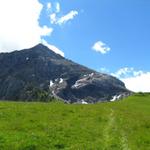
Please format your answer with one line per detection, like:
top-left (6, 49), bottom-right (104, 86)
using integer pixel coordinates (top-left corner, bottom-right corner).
top-left (47, 2), bottom-right (51, 10)
top-left (99, 67), bottom-right (109, 73)
top-left (56, 2), bottom-right (60, 13)
top-left (41, 39), bottom-right (64, 57)
top-left (112, 67), bottom-right (150, 92)
top-left (57, 10), bottom-right (78, 25)
top-left (0, 0), bottom-right (53, 52)
top-left (122, 73), bottom-right (150, 92)
top-left (40, 25), bottom-right (53, 36)
top-left (47, 2), bottom-right (60, 13)
top-left (50, 13), bottom-right (57, 24)
top-left (50, 10), bottom-right (78, 25)
top-left (111, 67), bottom-right (144, 79)
top-left (92, 41), bottom-right (110, 54)
top-left (47, 2), bottom-right (78, 26)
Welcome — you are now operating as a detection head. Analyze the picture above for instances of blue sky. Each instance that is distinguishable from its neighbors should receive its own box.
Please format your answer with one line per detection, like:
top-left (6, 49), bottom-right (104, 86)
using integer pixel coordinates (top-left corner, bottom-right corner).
top-left (39, 0), bottom-right (150, 72)
top-left (0, 0), bottom-right (150, 92)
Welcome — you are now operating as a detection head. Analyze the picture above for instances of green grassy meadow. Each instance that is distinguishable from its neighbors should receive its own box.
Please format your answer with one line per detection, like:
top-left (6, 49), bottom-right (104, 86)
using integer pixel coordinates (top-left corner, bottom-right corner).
top-left (0, 94), bottom-right (150, 150)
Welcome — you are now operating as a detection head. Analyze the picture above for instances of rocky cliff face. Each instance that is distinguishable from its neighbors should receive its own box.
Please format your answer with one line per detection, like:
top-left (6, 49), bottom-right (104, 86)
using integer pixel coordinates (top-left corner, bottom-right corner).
top-left (0, 44), bottom-right (130, 102)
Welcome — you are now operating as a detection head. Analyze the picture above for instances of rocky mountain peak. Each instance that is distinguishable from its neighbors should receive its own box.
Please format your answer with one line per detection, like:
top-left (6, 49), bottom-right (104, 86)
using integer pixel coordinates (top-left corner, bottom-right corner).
top-left (0, 44), bottom-right (131, 103)
top-left (23, 43), bottom-right (64, 59)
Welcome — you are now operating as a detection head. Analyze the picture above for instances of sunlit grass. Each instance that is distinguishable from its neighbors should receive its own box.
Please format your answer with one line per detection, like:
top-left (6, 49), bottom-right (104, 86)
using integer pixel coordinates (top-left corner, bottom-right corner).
top-left (0, 94), bottom-right (150, 149)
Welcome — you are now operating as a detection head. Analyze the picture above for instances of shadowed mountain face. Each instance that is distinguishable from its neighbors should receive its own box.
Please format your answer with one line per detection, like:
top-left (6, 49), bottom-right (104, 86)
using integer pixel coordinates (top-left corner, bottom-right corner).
top-left (0, 44), bottom-right (130, 102)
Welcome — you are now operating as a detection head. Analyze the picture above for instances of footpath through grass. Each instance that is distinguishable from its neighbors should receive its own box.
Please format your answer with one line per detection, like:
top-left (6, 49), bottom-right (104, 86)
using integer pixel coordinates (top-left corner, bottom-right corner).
top-left (0, 93), bottom-right (150, 150)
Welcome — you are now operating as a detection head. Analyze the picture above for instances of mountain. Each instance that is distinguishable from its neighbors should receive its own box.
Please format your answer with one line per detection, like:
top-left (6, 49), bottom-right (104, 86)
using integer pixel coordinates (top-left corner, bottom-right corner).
top-left (0, 44), bottom-right (130, 103)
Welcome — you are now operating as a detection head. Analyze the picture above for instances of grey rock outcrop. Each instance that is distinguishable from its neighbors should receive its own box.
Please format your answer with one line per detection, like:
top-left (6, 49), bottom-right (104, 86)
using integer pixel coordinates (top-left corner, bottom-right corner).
top-left (0, 44), bottom-right (131, 102)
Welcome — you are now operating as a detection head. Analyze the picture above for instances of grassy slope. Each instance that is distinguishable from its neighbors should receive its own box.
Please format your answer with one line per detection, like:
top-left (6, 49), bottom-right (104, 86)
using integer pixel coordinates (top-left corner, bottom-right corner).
top-left (0, 94), bottom-right (150, 150)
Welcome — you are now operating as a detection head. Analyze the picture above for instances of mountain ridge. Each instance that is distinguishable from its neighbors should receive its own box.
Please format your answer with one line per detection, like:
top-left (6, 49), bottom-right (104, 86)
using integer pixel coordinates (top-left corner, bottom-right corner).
top-left (0, 44), bottom-right (131, 103)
